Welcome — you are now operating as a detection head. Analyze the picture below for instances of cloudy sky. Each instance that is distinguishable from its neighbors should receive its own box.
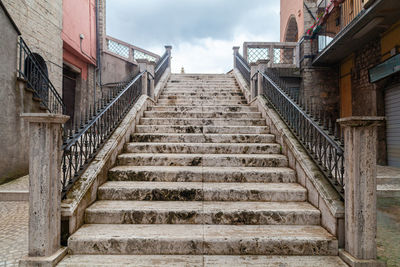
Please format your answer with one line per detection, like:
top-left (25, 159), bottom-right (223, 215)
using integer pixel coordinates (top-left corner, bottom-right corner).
top-left (106, 0), bottom-right (280, 73)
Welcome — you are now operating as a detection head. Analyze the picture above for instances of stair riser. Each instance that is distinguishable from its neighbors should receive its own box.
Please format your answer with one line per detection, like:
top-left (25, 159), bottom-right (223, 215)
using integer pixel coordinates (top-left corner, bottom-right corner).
top-left (148, 106), bottom-right (258, 112)
top-left (98, 188), bottom-right (306, 202)
top-left (161, 92), bottom-right (243, 97)
top-left (85, 210), bottom-right (320, 225)
top-left (135, 126), bottom-right (269, 134)
top-left (139, 118), bottom-right (266, 126)
top-left (68, 238), bottom-right (337, 256)
top-left (117, 155), bottom-right (287, 168)
top-left (156, 100), bottom-right (248, 105)
top-left (143, 112), bottom-right (262, 119)
top-left (131, 134), bottom-right (275, 143)
top-left (125, 143), bottom-right (280, 154)
top-left (159, 96), bottom-right (245, 101)
top-left (108, 169), bottom-right (296, 183)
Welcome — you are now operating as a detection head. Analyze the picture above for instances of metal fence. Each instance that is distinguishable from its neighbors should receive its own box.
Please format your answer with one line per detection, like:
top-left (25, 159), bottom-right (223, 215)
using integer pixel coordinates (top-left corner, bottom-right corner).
top-left (259, 70), bottom-right (345, 197)
top-left (18, 37), bottom-right (65, 114)
top-left (155, 51), bottom-right (170, 86)
top-left (234, 52), bottom-right (251, 85)
top-left (61, 71), bottom-right (144, 198)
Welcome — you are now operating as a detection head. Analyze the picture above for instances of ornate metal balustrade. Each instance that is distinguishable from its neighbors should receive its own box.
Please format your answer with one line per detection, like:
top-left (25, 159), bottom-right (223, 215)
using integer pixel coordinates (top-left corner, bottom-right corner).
top-left (243, 42), bottom-right (298, 66)
top-left (105, 36), bottom-right (160, 63)
top-left (61, 71), bottom-right (144, 198)
top-left (18, 37), bottom-right (65, 114)
top-left (259, 70), bottom-right (345, 197)
top-left (155, 51), bottom-right (170, 86)
top-left (234, 51), bottom-right (251, 85)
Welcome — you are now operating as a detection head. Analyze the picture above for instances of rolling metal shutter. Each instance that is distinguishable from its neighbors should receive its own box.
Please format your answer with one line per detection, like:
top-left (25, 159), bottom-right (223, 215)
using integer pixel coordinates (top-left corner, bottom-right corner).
top-left (385, 85), bottom-right (400, 167)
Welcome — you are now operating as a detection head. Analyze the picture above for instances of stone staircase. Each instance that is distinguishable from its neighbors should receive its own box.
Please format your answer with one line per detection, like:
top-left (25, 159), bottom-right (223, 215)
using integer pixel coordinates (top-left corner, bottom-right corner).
top-left (58, 74), bottom-right (347, 266)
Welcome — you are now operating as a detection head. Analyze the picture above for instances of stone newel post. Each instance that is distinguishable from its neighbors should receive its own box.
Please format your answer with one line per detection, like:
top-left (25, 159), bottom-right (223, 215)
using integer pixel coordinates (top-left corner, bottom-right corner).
top-left (147, 61), bottom-right (156, 99)
top-left (232, 46), bottom-right (240, 68)
top-left (165, 45), bottom-right (172, 69)
top-left (20, 113), bottom-right (69, 267)
top-left (256, 60), bottom-right (269, 97)
top-left (338, 116), bottom-right (385, 267)
top-left (250, 62), bottom-right (258, 100)
top-left (137, 59), bottom-right (149, 96)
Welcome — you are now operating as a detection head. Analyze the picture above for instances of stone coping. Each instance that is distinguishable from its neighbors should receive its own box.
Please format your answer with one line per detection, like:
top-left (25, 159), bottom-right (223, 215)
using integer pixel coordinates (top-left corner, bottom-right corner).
top-left (20, 113), bottom-right (70, 124)
top-left (233, 68), bottom-right (344, 244)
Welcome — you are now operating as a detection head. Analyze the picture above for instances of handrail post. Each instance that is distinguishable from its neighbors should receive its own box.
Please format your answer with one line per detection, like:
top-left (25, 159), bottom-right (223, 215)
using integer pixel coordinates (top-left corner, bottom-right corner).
top-left (164, 45), bottom-right (172, 69)
top-left (232, 46), bottom-right (240, 68)
top-left (338, 116), bottom-right (386, 267)
top-left (137, 59), bottom-right (149, 96)
top-left (256, 60), bottom-right (269, 96)
top-left (268, 46), bottom-right (274, 66)
top-left (20, 113), bottom-right (69, 267)
top-left (147, 61), bottom-right (156, 99)
top-left (250, 62), bottom-right (258, 100)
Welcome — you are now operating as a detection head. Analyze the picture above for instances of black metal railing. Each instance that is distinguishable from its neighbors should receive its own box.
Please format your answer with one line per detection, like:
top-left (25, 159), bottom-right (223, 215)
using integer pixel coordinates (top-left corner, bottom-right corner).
top-left (155, 51), bottom-right (170, 87)
top-left (259, 70), bottom-right (345, 197)
top-left (61, 71), bottom-right (144, 198)
top-left (18, 37), bottom-right (65, 114)
top-left (234, 52), bottom-right (251, 85)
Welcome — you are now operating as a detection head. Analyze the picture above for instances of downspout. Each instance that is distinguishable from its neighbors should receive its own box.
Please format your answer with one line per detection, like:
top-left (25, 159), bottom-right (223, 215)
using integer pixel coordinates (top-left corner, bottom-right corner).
top-left (95, 0), bottom-right (102, 106)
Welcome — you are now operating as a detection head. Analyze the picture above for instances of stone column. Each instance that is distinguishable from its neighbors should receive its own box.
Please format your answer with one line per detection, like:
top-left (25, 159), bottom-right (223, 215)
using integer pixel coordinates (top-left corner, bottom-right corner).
top-left (147, 61), bottom-right (156, 99)
top-left (164, 45), bottom-right (172, 68)
top-left (137, 59), bottom-right (149, 96)
top-left (338, 116), bottom-right (385, 267)
top-left (256, 59), bottom-right (270, 97)
top-left (232, 46), bottom-right (240, 68)
top-left (20, 113), bottom-right (69, 267)
top-left (250, 62), bottom-right (258, 100)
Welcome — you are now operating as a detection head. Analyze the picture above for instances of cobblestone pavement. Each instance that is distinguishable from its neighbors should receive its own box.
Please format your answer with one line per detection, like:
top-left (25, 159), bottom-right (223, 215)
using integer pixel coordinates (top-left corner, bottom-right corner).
top-left (0, 202), bottom-right (28, 267)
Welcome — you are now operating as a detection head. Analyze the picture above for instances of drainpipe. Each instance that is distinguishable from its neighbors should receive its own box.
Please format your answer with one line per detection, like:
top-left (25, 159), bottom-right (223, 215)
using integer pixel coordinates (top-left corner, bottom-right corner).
top-left (95, 0), bottom-right (102, 105)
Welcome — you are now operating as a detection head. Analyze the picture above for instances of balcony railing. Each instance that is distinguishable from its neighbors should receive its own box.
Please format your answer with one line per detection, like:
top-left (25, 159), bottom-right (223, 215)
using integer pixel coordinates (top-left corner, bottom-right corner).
top-left (18, 37), bottom-right (65, 114)
top-left (243, 42), bottom-right (297, 66)
top-left (105, 35), bottom-right (161, 63)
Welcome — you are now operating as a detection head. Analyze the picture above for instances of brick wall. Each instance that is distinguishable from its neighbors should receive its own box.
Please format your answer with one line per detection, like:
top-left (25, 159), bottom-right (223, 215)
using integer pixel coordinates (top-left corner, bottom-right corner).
top-left (2, 0), bottom-right (63, 95)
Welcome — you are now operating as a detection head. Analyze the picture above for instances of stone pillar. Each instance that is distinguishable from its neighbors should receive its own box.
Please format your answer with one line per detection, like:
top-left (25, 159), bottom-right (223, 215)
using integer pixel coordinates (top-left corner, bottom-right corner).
top-left (20, 113), bottom-right (69, 267)
top-left (256, 60), bottom-right (270, 96)
top-left (268, 46), bottom-right (274, 66)
top-left (164, 45), bottom-right (172, 68)
top-left (232, 46), bottom-right (240, 68)
top-left (338, 116), bottom-right (386, 267)
top-left (147, 61), bottom-right (156, 99)
top-left (250, 62), bottom-right (258, 100)
top-left (137, 59), bottom-right (149, 96)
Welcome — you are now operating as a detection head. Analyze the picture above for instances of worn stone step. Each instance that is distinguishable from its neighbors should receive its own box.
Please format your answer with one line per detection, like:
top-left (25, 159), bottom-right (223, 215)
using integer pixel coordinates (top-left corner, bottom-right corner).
top-left (117, 153), bottom-right (288, 167)
top-left (125, 142), bottom-right (280, 154)
top-left (148, 105), bottom-right (258, 112)
top-left (139, 118), bottom-right (266, 126)
top-left (108, 166), bottom-right (296, 183)
top-left (85, 201), bottom-right (320, 225)
top-left (131, 133), bottom-right (275, 143)
top-left (98, 182), bottom-right (306, 202)
top-left (58, 255), bottom-right (348, 267)
top-left (163, 90), bottom-right (241, 94)
top-left (143, 111), bottom-right (262, 119)
top-left (161, 92), bottom-right (243, 97)
top-left (135, 125), bottom-right (269, 134)
top-left (159, 96), bottom-right (245, 101)
top-left (68, 224), bottom-right (338, 255)
top-left (156, 99), bottom-right (248, 105)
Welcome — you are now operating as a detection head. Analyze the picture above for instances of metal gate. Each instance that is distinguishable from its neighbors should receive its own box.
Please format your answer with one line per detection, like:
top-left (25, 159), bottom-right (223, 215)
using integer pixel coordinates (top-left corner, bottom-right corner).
top-left (385, 85), bottom-right (400, 167)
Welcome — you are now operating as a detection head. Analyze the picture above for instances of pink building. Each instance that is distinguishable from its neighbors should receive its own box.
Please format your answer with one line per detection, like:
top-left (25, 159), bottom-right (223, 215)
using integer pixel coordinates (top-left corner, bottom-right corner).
top-left (280, 0), bottom-right (304, 42)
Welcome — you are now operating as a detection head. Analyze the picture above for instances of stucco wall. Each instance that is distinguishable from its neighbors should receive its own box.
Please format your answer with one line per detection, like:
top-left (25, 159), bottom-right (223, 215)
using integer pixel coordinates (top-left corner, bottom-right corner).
top-left (0, 6), bottom-right (26, 183)
top-left (280, 0), bottom-right (304, 42)
top-left (101, 52), bottom-right (138, 85)
top-left (2, 0), bottom-right (63, 95)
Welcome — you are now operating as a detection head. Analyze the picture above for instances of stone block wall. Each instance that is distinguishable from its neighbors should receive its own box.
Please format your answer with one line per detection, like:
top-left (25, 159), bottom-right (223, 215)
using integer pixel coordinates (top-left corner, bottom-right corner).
top-left (2, 0), bottom-right (63, 95)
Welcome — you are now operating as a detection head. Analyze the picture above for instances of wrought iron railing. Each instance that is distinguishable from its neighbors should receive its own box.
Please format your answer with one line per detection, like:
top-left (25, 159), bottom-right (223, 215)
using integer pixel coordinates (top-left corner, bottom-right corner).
top-left (61, 71), bottom-right (144, 198)
top-left (259, 70), bottom-right (345, 197)
top-left (155, 51), bottom-right (170, 87)
top-left (234, 52), bottom-right (251, 85)
top-left (18, 37), bottom-right (65, 114)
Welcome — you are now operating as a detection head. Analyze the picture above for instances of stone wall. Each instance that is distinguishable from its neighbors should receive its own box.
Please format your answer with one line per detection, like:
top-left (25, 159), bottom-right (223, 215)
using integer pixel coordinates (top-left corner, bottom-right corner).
top-left (101, 52), bottom-right (138, 86)
top-left (2, 0), bottom-right (63, 95)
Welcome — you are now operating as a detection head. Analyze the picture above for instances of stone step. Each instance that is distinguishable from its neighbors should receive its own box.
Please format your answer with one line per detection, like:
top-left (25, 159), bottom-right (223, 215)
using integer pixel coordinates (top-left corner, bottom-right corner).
top-left (377, 184), bottom-right (400, 198)
top-left (135, 125), bottom-right (269, 134)
top-left (139, 118), bottom-right (266, 126)
top-left (161, 92), bottom-right (244, 97)
top-left (125, 142), bottom-right (280, 154)
top-left (58, 255), bottom-right (348, 267)
top-left (148, 105), bottom-right (258, 112)
top-left (143, 111), bottom-right (262, 119)
top-left (98, 182), bottom-right (306, 202)
top-left (162, 89), bottom-right (241, 94)
top-left (85, 200), bottom-right (320, 225)
top-left (108, 166), bottom-right (296, 183)
top-left (158, 96), bottom-right (246, 101)
top-left (165, 85), bottom-right (238, 89)
top-left (117, 153), bottom-right (288, 167)
top-left (156, 100), bottom-right (248, 105)
top-left (131, 133), bottom-right (275, 143)
top-left (68, 224), bottom-right (338, 255)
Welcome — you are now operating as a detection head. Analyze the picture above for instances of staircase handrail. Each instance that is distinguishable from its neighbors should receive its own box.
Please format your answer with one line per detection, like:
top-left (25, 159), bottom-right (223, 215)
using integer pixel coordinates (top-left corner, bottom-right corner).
top-left (155, 51), bottom-right (170, 86)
